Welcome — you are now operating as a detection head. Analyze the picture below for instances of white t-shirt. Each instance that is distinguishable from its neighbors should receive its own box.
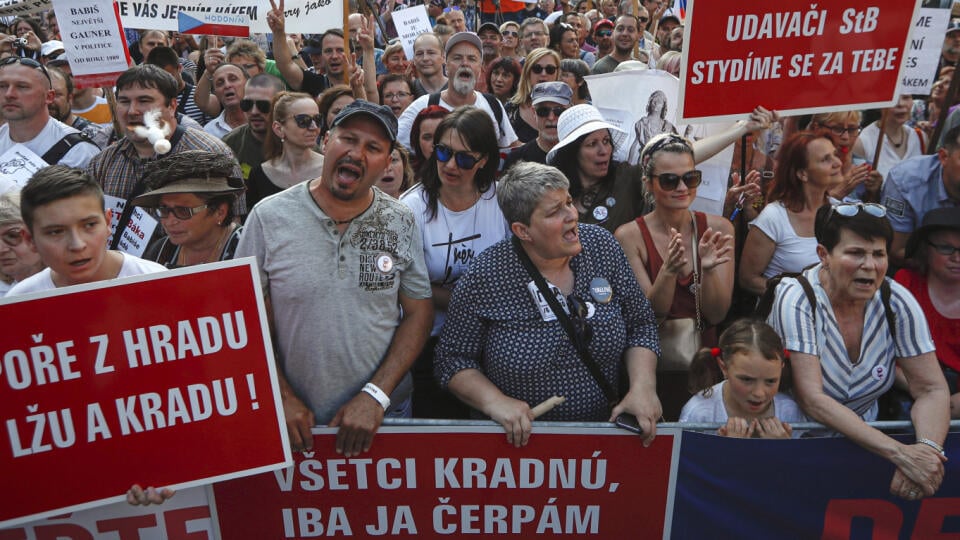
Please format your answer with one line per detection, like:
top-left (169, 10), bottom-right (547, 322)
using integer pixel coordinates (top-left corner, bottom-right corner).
top-left (855, 122), bottom-right (924, 179)
top-left (397, 91), bottom-right (519, 152)
top-left (748, 201), bottom-right (819, 279)
top-left (679, 380), bottom-right (804, 433)
top-left (7, 252), bottom-right (166, 296)
top-left (0, 117), bottom-right (101, 169)
top-left (401, 183), bottom-right (510, 335)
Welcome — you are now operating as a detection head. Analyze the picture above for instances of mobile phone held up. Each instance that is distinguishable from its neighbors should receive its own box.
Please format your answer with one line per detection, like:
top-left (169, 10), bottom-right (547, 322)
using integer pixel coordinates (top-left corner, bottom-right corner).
top-left (614, 413), bottom-right (643, 436)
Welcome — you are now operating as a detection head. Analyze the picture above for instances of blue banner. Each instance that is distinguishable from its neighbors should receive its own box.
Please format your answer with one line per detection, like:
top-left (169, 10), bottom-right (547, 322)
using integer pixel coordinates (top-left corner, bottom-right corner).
top-left (671, 432), bottom-right (960, 539)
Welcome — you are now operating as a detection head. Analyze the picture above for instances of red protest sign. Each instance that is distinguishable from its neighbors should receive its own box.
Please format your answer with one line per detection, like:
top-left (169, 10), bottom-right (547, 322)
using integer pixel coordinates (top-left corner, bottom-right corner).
top-left (0, 259), bottom-right (290, 528)
top-left (213, 426), bottom-right (679, 538)
top-left (678, 0), bottom-right (920, 122)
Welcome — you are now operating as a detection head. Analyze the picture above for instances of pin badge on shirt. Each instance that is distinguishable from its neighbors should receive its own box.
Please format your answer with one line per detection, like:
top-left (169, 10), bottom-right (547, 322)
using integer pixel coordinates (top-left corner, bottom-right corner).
top-left (872, 364), bottom-right (886, 382)
top-left (376, 253), bottom-right (395, 273)
top-left (592, 206), bottom-right (608, 221)
top-left (605, 197), bottom-right (616, 207)
top-left (590, 277), bottom-right (613, 303)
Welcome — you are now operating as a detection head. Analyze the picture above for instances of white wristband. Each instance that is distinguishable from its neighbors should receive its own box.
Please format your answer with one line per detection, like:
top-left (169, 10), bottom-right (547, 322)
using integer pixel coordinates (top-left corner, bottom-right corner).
top-left (362, 382), bottom-right (391, 411)
top-left (917, 438), bottom-right (945, 456)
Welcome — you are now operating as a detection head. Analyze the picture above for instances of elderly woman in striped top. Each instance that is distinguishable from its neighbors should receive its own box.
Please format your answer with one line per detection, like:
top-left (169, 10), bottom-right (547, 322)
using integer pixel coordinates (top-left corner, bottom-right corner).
top-left (766, 203), bottom-right (949, 502)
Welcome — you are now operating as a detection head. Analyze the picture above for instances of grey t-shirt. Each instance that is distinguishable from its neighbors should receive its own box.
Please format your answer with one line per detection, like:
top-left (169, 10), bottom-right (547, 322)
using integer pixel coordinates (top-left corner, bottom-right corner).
top-left (236, 182), bottom-right (431, 422)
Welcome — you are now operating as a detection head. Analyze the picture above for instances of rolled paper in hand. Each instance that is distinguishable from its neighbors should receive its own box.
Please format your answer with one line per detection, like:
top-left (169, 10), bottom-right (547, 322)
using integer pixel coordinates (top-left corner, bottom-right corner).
top-left (531, 396), bottom-right (565, 419)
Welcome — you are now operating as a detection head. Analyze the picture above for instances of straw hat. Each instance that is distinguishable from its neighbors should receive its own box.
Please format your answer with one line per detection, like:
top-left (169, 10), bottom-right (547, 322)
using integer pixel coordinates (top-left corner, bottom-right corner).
top-left (546, 104), bottom-right (627, 165)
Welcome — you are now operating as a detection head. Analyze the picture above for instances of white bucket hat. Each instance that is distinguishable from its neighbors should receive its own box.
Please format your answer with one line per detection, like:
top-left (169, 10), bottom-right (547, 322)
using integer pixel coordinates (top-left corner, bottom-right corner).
top-left (546, 104), bottom-right (627, 165)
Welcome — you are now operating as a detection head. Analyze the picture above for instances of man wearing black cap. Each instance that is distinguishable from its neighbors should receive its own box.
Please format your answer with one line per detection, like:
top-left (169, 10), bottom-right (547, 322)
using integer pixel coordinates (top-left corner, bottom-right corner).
top-left (237, 100), bottom-right (433, 457)
top-left (476, 22), bottom-right (502, 93)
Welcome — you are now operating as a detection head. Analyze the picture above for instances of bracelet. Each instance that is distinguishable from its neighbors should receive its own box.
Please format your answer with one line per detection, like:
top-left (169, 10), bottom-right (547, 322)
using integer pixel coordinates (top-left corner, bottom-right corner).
top-left (361, 382), bottom-right (391, 411)
top-left (916, 438), bottom-right (945, 456)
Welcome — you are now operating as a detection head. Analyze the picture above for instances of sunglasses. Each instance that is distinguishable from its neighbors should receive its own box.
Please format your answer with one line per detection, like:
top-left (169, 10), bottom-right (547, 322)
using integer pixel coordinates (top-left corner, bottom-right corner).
top-left (824, 125), bottom-right (861, 136)
top-left (1, 227), bottom-right (23, 247)
top-left (596, 29), bottom-right (612, 37)
top-left (638, 16), bottom-right (649, 23)
top-left (435, 143), bottom-right (482, 169)
top-left (149, 204), bottom-right (209, 220)
top-left (240, 99), bottom-right (271, 113)
top-left (830, 202), bottom-right (886, 219)
top-left (443, 5), bottom-right (461, 12)
top-left (530, 64), bottom-right (558, 75)
top-left (535, 105), bottom-right (566, 118)
top-left (928, 241), bottom-right (960, 256)
top-left (0, 56), bottom-right (51, 85)
top-left (654, 170), bottom-right (703, 191)
top-left (288, 113), bottom-right (323, 129)
top-left (502, 30), bottom-right (519, 37)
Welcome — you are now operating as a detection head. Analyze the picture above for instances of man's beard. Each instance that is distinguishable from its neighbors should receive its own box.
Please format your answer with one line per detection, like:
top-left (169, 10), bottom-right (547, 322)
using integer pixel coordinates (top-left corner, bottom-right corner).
top-left (451, 68), bottom-right (476, 95)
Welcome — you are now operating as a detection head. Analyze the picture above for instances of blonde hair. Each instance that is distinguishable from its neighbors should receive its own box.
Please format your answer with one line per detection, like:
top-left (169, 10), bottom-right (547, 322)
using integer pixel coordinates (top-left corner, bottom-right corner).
top-left (509, 48), bottom-right (561, 107)
top-left (264, 91), bottom-right (316, 160)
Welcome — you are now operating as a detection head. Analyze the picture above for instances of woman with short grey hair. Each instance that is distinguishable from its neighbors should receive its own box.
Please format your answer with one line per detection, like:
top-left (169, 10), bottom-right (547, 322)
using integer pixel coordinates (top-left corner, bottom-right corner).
top-left (435, 161), bottom-right (662, 448)
top-left (0, 192), bottom-right (44, 295)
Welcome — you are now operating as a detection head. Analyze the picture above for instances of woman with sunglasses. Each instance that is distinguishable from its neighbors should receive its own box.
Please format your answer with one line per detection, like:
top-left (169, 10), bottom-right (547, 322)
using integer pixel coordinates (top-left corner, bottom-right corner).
top-left (808, 111), bottom-right (882, 202)
top-left (739, 131), bottom-right (843, 297)
top-left (0, 192), bottom-right (44, 295)
top-left (615, 133), bottom-right (735, 419)
top-left (134, 151), bottom-right (245, 268)
top-left (767, 203), bottom-right (949, 501)
top-left (246, 92), bottom-right (325, 212)
top-left (435, 161), bottom-right (661, 447)
top-left (400, 106), bottom-right (510, 419)
top-left (895, 208), bottom-right (960, 419)
top-left (498, 22), bottom-right (523, 60)
top-left (505, 48), bottom-right (562, 143)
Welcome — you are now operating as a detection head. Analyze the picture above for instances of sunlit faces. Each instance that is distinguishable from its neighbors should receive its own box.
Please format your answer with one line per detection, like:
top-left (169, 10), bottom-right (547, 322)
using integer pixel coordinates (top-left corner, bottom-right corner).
top-left (276, 97), bottom-right (321, 148)
top-left (436, 128), bottom-right (486, 190)
top-left (377, 149), bottom-right (406, 198)
top-left (24, 194), bottom-right (114, 287)
top-left (320, 116), bottom-right (393, 201)
top-left (500, 24), bottom-right (520, 50)
top-left (0, 63), bottom-right (53, 122)
top-left (384, 51), bottom-right (408, 75)
top-left (212, 64), bottom-right (245, 109)
top-left (516, 188), bottom-right (581, 261)
top-left (115, 83), bottom-right (177, 145)
top-left (413, 35), bottom-right (444, 77)
top-left (559, 29), bottom-right (580, 59)
top-left (926, 230), bottom-right (960, 284)
top-left (0, 222), bottom-right (42, 281)
top-left (417, 117), bottom-right (443, 161)
top-left (478, 28), bottom-right (501, 58)
top-left (647, 151), bottom-right (697, 209)
top-left (321, 33), bottom-right (347, 78)
top-left (324, 94), bottom-right (356, 133)
top-left (381, 79), bottom-right (414, 118)
top-left (46, 69), bottom-right (70, 122)
top-left (155, 193), bottom-right (225, 250)
top-left (801, 138), bottom-right (843, 188)
top-left (534, 100), bottom-right (565, 143)
top-left (446, 42), bottom-right (481, 95)
top-left (489, 67), bottom-right (516, 99)
top-left (576, 129), bottom-right (613, 183)
top-left (230, 54), bottom-right (262, 77)
top-left (719, 350), bottom-right (783, 419)
top-left (613, 16), bottom-right (639, 55)
top-left (529, 55), bottom-right (560, 85)
top-left (444, 9), bottom-right (466, 33)
top-left (242, 85), bottom-right (276, 135)
top-left (890, 94), bottom-right (913, 123)
top-left (819, 228), bottom-right (888, 303)
top-left (138, 31), bottom-right (169, 60)
top-left (521, 23), bottom-right (548, 51)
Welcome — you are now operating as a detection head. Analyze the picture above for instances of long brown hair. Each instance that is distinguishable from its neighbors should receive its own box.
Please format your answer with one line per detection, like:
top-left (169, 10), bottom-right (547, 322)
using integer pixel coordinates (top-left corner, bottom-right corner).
top-left (768, 131), bottom-right (833, 213)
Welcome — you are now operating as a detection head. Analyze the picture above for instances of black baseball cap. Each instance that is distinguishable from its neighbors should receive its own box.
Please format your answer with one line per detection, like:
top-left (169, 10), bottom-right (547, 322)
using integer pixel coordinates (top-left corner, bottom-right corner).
top-left (331, 100), bottom-right (398, 142)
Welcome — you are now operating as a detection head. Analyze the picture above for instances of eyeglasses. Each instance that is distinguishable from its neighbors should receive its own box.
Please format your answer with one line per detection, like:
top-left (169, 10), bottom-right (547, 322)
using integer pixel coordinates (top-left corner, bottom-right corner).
top-left (927, 241), bottom-right (960, 256)
top-left (824, 125), bottom-right (861, 136)
top-left (240, 99), bottom-right (271, 113)
top-left (149, 204), bottom-right (210, 220)
top-left (435, 143), bottom-right (482, 169)
top-left (567, 295), bottom-right (593, 346)
top-left (530, 64), bottom-right (558, 75)
top-left (1, 227), bottom-right (23, 247)
top-left (535, 105), bottom-right (566, 117)
top-left (524, 31), bottom-right (547, 38)
top-left (0, 56), bottom-right (51, 85)
top-left (655, 170), bottom-right (703, 191)
top-left (502, 30), bottom-right (519, 37)
top-left (596, 30), bottom-right (612, 37)
top-left (383, 91), bottom-right (412, 101)
top-left (287, 113), bottom-right (323, 129)
top-left (829, 202), bottom-right (887, 219)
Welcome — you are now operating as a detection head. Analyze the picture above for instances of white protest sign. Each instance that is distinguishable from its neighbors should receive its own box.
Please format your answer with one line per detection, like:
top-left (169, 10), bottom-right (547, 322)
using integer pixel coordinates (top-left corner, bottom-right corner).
top-left (0, 0), bottom-right (49, 17)
top-left (391, 5), bottom-right (432, 61)
top-left (899, 7), bottom-right (951, 95)
top-left (55, 0), bottom-right (131, 88)
top-left (104, 195), bottom-right (159, 258)
top-left (0, 144), bottom-right (46, 194)
top-left (116, 0), bottom-right (344, 36)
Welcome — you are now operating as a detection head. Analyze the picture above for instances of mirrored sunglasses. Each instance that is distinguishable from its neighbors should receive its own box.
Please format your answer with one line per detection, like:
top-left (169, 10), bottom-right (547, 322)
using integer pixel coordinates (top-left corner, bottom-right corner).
top-left (435, 143), bottom-right (481, 169)
top-left (240, 99), bottom-right (271, 113)
top-left (830, 202), bottom-right (886, 219)
top-left (655, 170), bottom-right (703, 191)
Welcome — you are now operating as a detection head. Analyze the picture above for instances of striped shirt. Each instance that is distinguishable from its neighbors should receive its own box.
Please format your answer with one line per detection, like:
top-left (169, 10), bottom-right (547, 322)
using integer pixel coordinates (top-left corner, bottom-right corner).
top-left (767, 263), bottom-right (934, 420)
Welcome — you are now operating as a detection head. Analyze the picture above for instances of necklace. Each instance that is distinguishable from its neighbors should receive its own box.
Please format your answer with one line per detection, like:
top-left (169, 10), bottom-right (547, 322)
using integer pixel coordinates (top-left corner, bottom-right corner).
top-left (886, 127), bottom-right (904, 148)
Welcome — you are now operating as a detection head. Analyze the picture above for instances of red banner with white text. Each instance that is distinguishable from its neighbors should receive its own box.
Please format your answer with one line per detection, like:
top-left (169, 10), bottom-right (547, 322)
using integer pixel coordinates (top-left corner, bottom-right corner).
top-left (678, 0), bottom-right (920, 122)
top-left (0, 259), bottom-right (290, 528)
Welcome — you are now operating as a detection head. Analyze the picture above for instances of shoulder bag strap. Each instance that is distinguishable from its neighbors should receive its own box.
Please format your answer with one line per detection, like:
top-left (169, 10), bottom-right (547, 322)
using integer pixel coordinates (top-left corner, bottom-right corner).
top-left (690, 211), bottom-right (702, 332)
top-left (511, 236), bottom-right (619, 408)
